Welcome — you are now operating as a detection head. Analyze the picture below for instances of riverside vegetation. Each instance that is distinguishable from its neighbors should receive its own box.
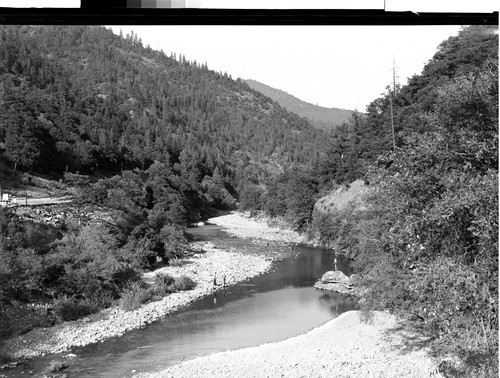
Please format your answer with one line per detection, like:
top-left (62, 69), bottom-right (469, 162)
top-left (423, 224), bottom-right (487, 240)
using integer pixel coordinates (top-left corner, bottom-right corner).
top-left (0, 25), bottom-right (498, 376)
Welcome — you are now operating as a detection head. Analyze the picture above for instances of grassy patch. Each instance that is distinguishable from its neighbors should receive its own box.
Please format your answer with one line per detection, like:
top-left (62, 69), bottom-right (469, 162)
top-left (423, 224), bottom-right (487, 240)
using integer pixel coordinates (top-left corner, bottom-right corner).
top-left (174, 275), bottom-right (196, 291)
top-left (120, 282), bottom-right (152, 312)
top-left (153, 273), bottom-right (176, 295)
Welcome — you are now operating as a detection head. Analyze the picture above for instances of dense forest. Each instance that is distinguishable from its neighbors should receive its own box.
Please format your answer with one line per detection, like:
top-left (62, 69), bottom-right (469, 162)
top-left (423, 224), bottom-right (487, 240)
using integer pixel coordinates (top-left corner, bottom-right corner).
top-left (0, 25), bottom-right (498, 376)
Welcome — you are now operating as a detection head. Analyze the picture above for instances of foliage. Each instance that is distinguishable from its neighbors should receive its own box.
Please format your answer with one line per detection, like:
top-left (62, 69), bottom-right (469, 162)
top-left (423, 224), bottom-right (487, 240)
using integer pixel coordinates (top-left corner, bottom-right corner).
top-left (238, 184), bottom-right (265, 212)
top-left (160, 224), bottom-right (188, 262)
top-left (153, 273), bottom-right (176, 294)
top-left (0, 207), bottom-right (61, 301)
top-left (309, 206), bottom-right (361, 255)
top-left (54, 295), bottom-right (101, 321)
top-left (346, 61), bottom-right (498, 374)
top-left (153, 273), bottom-right (196, 294)
top-left (48, 224), bottom-right (126, 298)
top-left (263, 167), bottom-right (319, 231)
top-left (174, 275), bottom-right (196, 291)
top-left (120, 282), bottom-right (153, 312)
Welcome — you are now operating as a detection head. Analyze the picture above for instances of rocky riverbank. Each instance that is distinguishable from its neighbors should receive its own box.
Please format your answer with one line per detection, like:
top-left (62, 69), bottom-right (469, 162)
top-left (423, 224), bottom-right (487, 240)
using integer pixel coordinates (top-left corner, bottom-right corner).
top-left (135, 310), bottom-right (443, 378)
top-left (2, 242), bottom-right (272, 360)
top-left (207, 212), bottom-right (307, 244)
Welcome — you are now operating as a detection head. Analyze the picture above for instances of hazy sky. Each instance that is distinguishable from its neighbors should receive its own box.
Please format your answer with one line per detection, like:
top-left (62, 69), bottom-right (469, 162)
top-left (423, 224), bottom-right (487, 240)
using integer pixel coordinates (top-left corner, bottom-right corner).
top-left (110, 25), bottom-right (463, 111)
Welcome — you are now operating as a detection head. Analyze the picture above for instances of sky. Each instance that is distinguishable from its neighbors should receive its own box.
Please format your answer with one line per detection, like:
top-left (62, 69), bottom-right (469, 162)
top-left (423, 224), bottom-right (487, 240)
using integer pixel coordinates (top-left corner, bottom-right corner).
top-left (109, 25), bottom-right (463, 111)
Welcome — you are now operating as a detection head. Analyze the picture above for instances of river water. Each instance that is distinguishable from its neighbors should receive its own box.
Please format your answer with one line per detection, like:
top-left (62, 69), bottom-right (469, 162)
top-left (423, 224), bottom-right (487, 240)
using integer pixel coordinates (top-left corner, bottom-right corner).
top-left (9, 224), bottom-right (357, 377)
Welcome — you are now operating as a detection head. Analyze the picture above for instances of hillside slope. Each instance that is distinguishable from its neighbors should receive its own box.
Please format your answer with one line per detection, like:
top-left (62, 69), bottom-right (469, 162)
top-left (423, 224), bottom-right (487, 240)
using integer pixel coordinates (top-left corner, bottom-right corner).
top-left (0, 26), bottom-right (328, 187)
top-left (244, 79), bottom-right (353, 131)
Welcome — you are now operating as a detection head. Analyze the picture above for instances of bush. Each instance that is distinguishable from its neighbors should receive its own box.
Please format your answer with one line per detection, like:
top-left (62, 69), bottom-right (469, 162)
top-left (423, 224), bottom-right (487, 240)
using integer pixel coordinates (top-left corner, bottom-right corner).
top-left (120, 282), bottom-right (152, 312)
top-left (90, 290), bottom-right (115, 309)
top-left (112, 266), bottom-right (141, 288)
top-left (153, 273), bottom-right (176, 295)
top-left (54, 295), bottom-right (99, 321)
top-left (174, 275), bottom-right (196, 291)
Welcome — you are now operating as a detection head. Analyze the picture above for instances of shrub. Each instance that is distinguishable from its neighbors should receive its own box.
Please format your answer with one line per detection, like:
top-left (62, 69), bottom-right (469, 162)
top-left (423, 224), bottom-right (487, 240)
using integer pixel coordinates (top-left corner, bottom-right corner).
top-left (173, 275), bottom-right (196, 291)
top-left (120, 282), bottom-right (152, 312)
top-left (153, 273), bottom-right (176, 295)
top-left (54, 295), bottom-right (99, 321)
top-left (90, 290), bottom-right (115, 309)
top-left (112, 266), bottom-right (141, 288)
top-left (160, 225), bottom-right (188, 261)
top-left (48, 360), bottom-right (68, 372)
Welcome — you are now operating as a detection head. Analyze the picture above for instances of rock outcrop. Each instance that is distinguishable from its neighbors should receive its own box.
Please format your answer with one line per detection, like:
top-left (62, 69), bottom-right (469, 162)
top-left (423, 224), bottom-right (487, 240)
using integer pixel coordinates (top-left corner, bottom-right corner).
top-left (313, 179), bottom-right (368, 216)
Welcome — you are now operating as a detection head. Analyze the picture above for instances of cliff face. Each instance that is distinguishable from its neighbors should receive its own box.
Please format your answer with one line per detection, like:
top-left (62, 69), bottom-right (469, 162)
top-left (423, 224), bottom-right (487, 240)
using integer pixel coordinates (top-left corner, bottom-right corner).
top-left (308, 179), bottom-right (370, 250)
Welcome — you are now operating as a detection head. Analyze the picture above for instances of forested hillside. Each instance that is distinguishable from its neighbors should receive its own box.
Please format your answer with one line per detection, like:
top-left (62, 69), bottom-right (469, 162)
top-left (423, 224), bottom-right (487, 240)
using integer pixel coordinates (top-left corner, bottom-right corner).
top-left (244, 79), bottom-right (353, 131)
top-left (244, 25), bottom-right (498, 377)
top-left (0, 26), bottom-right (327, 186)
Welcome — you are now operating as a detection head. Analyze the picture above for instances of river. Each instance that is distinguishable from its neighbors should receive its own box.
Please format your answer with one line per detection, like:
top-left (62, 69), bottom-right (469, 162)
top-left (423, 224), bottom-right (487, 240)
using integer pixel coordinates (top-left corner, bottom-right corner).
top-left (7, 224), bottom-right (357, 377)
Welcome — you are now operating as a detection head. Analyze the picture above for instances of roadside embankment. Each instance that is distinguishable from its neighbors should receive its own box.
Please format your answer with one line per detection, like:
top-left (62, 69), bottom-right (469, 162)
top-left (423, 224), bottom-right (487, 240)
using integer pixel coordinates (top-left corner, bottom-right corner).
top-left (135, 310), bottom-right (442, 378)
top-left (3, 242), bottom-right (272, 360)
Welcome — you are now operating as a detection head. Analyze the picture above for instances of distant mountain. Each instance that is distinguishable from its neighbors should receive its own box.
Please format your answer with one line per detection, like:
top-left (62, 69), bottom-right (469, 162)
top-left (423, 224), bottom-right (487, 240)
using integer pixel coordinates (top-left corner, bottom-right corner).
top-left (244, 79), bottom-right (353, 131)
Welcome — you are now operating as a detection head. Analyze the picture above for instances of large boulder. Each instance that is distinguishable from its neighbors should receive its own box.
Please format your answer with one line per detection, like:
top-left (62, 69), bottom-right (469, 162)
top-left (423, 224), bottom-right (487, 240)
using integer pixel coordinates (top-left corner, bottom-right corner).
top-left (320, 270), bottom-right (350, 284)
top-left (314, 270), bottom-right (353, 294)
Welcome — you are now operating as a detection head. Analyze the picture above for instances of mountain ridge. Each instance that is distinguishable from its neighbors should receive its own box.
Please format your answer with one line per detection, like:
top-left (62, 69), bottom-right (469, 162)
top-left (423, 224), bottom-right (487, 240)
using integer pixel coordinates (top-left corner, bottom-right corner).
top-left (244, 78), bottom-right (353, 131)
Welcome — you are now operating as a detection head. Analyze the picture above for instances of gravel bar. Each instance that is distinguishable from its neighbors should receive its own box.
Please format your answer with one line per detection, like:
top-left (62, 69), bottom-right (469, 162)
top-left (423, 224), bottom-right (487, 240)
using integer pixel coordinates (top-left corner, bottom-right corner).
top-left (135, 310), bottom-right (443, 378)
top-left (207, 212), bottom-right (306, 244)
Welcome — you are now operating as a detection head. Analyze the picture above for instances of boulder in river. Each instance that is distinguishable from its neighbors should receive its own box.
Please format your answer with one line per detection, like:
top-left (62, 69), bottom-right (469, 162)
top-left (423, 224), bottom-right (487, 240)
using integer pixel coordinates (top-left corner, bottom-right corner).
top-left (314, 270), bottom-right (353, 294)
top-left (320, 270), bottom-right (350, 284)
